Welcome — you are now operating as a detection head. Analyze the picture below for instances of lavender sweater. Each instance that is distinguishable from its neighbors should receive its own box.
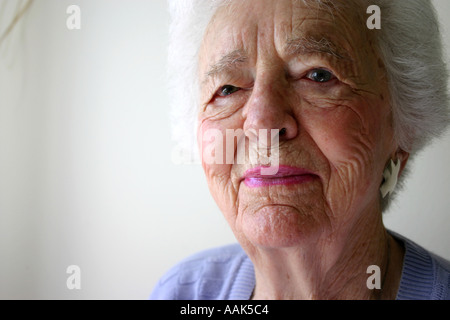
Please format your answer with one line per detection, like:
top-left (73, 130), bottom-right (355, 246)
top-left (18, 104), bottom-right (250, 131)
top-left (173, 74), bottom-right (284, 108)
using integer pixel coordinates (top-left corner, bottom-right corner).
top-left (150, 232), bottom-right (450, 300)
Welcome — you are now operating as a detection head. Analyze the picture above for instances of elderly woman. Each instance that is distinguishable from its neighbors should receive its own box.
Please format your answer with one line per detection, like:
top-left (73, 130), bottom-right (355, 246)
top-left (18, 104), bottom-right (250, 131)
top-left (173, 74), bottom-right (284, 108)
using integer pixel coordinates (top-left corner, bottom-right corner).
top-left (152, 0), bottom-right (450, 300)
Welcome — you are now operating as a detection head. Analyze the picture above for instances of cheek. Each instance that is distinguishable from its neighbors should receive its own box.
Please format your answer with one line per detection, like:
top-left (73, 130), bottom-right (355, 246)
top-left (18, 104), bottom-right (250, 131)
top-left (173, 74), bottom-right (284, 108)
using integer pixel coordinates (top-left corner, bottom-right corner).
top-left (303, 100), bottom-right (391, 211)
top-left (197, 117), bottom-right (244, 215)
top-left (311, 109), bottom-right (375, 165)
top-left (197, 121), bottom-right (230, 183)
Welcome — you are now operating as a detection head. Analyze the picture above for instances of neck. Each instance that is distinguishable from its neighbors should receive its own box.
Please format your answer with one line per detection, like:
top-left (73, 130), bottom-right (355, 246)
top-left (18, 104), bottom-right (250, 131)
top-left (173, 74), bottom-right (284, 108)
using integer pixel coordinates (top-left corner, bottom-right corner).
top-left (249, 209), bottom-right (404, 300)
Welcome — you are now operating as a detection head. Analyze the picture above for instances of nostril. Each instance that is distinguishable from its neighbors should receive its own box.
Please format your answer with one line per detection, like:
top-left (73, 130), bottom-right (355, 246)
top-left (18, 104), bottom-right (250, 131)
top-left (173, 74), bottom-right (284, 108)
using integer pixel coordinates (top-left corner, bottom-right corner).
top-left (279, 128), bottom-right (287, 136)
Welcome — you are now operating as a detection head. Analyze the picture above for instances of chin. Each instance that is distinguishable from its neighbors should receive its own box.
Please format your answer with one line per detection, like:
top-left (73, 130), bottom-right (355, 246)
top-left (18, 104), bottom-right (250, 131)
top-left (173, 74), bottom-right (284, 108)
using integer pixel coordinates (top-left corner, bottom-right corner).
top-left (239, 204), bottom-right (328, 249)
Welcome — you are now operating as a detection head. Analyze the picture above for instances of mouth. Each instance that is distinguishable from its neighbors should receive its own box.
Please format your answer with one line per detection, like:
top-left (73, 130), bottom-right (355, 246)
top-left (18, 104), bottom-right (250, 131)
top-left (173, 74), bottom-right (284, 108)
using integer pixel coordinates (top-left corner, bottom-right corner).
top-left (242, 165), bottom-right (318, 188)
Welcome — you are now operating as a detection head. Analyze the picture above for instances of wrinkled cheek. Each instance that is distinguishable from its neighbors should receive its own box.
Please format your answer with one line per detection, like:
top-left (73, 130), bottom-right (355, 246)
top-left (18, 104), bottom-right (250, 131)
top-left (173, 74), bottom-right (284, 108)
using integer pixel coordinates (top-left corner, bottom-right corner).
top-left (197, 117), bottom-right (246, 169)
top-left (306, 114), bottom-right (378, 215)
top-left (197, 121), bottom-right (237, 216)
top-left (329, 153), bottom-right (379, 216)
top-left (198, 121), bottom-right (226, 168)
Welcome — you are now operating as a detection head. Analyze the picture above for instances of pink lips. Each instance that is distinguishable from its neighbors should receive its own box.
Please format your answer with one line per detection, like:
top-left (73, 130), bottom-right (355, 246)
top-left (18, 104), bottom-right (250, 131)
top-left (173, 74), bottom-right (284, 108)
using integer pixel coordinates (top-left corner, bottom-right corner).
top-left (243, 165), bottom-right (318, 188)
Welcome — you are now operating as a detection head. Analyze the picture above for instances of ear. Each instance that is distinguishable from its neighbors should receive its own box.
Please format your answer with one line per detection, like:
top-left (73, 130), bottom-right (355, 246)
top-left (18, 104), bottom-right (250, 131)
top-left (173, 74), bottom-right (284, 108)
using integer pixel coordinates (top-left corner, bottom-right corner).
top-left (396, 148), bottom-right (410, 176)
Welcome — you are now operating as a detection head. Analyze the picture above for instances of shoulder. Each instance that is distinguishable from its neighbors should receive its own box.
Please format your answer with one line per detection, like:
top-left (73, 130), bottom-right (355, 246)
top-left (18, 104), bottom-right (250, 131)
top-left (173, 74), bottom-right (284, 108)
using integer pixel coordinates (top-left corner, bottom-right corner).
top-left (149, 244), bottom-right (254, 300)
top-left (391, 231), bottom-right (450, 300)
top-left (429, 250), bottom-right (450, 300)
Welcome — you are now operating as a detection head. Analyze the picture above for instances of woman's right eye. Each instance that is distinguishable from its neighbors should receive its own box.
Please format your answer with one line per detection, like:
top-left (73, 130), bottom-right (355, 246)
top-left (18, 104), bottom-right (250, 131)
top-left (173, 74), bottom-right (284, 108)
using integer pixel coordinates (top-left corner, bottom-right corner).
top-left (217, 85), bottom-right (241, 97)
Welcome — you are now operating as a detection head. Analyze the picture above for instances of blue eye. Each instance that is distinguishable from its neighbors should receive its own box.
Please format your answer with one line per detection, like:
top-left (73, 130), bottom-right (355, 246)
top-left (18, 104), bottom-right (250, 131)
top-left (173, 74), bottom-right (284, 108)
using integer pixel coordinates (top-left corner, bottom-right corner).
top-left (306, 69), bottom-right (335, 83)
top-left (218, 85), bottom-right (241, 97)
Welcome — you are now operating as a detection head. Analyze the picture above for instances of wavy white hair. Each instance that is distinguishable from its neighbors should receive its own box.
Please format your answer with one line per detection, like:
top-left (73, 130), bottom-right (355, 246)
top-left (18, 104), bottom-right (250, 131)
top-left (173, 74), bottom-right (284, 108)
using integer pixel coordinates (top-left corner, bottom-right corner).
top-left (167, 0), bottom-right (450, 208)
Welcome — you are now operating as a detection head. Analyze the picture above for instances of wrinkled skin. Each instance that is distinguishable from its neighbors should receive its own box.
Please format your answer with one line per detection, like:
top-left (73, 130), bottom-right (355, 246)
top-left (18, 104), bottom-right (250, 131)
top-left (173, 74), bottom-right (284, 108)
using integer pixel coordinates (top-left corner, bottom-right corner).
top-left (197, 0), bottom-right (408, 299)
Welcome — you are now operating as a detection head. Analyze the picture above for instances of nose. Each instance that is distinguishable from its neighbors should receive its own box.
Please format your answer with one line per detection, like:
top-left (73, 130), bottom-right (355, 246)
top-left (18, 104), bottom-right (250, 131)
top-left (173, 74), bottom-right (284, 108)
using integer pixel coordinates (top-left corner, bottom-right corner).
top-left (243, 75), bottom-right (298, 145)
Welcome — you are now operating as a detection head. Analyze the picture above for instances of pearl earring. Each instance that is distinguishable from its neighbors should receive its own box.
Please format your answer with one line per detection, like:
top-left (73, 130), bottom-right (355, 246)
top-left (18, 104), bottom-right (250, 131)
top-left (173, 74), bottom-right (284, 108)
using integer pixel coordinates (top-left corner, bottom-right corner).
top-left (380, 159), bottom-right (401, 199)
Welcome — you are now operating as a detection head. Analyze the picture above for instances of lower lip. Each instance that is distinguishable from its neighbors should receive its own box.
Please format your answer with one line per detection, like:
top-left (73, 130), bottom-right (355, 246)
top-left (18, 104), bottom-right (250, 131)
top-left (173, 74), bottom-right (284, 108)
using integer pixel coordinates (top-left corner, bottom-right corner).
top-left (244, 174), bottom-right (317, 188)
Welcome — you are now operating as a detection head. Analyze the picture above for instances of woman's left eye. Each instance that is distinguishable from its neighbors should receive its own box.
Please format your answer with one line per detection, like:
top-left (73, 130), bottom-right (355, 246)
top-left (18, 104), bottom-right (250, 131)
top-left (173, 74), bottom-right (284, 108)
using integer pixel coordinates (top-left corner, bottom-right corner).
top-left (306, 69), bottom-right (336, 83)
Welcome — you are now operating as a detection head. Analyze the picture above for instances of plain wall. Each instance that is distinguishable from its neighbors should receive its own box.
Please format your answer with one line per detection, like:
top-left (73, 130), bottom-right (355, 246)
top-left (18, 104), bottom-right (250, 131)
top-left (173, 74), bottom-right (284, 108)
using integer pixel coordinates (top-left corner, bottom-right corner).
top-left (0, 0), bottom-right (449, 299)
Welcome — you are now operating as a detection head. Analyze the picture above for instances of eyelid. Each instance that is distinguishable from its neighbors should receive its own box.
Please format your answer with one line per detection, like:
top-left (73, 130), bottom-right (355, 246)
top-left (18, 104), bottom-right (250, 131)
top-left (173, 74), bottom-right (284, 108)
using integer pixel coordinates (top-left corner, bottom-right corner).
top-left (287, 56), bottom-right (339, 78)
top-left (208, 67), bottom-right (336, 102)
top-left (305, 68), bottom-right (336, 79)
top-left (216, 84), bottom-right (241, 97)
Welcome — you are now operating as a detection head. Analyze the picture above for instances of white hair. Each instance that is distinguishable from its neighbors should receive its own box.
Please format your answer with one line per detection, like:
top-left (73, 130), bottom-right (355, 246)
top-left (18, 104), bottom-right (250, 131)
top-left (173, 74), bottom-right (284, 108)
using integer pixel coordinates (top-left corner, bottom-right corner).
top-left (167, 0), bottom-right (222, 161)
top-left (167, 0), bottom-right (450, 207)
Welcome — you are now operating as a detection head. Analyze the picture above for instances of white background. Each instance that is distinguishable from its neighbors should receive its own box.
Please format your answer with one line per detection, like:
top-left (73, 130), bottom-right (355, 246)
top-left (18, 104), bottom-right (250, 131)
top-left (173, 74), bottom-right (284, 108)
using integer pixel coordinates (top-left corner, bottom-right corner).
top-left (0, 0), bottom-right (449, 299)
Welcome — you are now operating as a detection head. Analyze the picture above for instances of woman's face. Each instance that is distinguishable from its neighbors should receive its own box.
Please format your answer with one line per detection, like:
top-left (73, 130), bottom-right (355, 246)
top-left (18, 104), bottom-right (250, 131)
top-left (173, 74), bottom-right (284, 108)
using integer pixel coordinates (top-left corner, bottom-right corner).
top-left (198, 0), bottom-right (397, 250)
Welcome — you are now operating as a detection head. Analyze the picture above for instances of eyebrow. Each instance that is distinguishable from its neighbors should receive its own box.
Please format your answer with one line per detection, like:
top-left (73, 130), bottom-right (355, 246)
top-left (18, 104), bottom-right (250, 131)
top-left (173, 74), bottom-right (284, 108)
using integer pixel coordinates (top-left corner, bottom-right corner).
top-left (285, 36), bottom-right (352, 61)
top-left (203, 36), bottom-right (351, 82)
top-left (204, 49), bottom-right (248, 81)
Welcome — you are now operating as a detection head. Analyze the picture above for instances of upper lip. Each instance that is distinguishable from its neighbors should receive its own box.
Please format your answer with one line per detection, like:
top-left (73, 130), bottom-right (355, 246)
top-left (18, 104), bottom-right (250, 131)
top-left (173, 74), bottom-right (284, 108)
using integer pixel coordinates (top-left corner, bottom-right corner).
top-left (242, 165), bottom-right (316, 179)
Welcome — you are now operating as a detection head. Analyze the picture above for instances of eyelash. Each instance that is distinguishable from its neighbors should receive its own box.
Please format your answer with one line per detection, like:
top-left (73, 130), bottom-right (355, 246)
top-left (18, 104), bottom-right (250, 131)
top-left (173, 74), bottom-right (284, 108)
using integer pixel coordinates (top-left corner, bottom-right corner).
top-left (213, 68), bottom-right (337, 99)
top-left (305, 68), bottom-right (336, 83)
top-left (217, 84), bottom-right (241, 97)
